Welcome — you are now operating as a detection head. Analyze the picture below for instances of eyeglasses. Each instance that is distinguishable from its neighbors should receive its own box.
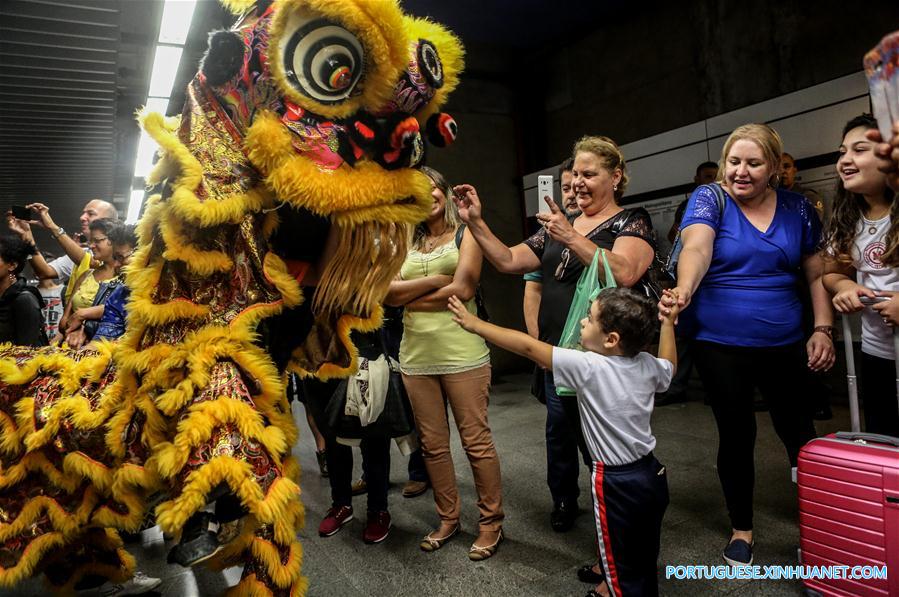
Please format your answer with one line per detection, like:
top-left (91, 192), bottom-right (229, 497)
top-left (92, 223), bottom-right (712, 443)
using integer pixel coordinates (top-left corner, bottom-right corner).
top-left (113, 249), bottom-right (134, 262)
top-left (89, 236), bottom-right (109, 245)
top-left (554, 247), bottom-right (571, 281)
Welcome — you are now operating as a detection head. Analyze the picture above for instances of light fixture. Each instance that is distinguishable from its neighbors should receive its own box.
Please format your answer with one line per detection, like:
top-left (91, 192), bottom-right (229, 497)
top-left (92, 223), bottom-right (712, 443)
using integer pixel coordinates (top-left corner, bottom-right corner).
top-left (127, 0), bottom-right (197, 224)
top-left (126, 188), bottom-right (146, 224)
top-left (158, 0), bottom-right (197, 45)
top-left (147, 45), bottom-right (184, 98)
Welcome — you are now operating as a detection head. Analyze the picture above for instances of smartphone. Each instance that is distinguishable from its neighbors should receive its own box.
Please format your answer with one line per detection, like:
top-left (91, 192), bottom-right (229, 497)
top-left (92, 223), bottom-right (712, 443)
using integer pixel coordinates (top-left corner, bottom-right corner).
top-left (10, 205), bottom-right (34, 221)
top-left (537, 175), bottom-right (555, 215)
top-left (860, 296), bottom-right (891, 306)
top-left (864, 31), bottom-right (899, 140)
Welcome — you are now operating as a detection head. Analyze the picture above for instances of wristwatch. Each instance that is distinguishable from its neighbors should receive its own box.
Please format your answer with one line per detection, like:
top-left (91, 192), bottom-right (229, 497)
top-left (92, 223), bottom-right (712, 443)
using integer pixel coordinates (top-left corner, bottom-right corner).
top-left (813, 325), bottom-right (833, 338)
top-left (52, 226), bottom-right (65, 239)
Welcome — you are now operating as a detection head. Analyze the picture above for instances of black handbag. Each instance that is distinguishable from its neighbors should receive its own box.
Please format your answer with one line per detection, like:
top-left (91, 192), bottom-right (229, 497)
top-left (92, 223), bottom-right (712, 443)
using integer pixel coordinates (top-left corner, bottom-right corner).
top-left (321, 327), bottom-right (416, 440)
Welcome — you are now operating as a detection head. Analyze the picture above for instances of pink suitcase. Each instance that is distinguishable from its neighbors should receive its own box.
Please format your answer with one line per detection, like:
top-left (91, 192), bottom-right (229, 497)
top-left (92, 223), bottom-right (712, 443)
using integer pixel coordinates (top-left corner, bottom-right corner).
top-left (797, 307), bottom-right (899, 596)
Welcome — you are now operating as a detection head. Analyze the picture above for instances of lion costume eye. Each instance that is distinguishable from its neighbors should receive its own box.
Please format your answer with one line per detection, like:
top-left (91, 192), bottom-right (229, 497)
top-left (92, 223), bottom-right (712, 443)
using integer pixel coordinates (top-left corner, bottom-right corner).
top-left (281, 16), bottom-right (364, 104)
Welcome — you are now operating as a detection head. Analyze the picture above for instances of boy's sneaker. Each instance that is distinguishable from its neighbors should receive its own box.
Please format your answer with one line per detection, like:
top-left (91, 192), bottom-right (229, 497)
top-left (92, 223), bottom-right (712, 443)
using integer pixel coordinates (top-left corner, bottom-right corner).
top-left (362, 511), bottom-right (391, 544)
top-left (723, 539), bottom-right (753, 566)
top-left (76, 571), bottom-right (161, 595)
top-left (318, 505), bottom-right (353, 537)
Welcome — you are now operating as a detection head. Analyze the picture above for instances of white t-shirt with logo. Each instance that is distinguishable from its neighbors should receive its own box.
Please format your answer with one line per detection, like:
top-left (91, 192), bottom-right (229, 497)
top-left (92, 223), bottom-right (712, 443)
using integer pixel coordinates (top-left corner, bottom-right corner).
top-left (552, 347), bottom-right (673, 466)
top-left (39, 284), bottom-right (63, 338)
top-left (853, 215), bottom-right (899, 360)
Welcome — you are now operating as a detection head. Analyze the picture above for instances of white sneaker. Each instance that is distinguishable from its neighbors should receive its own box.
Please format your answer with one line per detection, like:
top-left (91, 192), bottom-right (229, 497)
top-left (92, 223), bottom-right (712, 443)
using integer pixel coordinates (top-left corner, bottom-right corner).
top-left (79, 571), bottom-right (162, 596)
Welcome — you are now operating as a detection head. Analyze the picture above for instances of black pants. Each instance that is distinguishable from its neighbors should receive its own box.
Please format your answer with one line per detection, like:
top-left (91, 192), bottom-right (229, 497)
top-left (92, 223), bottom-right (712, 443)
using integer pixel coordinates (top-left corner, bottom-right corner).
top-left (693, 341), bottom-right (817, 531)
top-left (592, 454), bottom-right (668, 597)
top-left (327, 436), bottom-right (390, 513)
top-left (662, 335), bottom-right (694, 399)
top-left (302, 373), bottom-right (393, 513)
top-left (860, 352), bottom-right (899, 437)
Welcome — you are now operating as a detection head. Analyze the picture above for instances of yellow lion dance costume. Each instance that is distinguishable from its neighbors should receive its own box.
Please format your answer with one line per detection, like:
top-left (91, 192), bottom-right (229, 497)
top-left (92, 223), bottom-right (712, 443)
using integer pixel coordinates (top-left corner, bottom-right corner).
top-left (0, 0), bottom-right (462, 594)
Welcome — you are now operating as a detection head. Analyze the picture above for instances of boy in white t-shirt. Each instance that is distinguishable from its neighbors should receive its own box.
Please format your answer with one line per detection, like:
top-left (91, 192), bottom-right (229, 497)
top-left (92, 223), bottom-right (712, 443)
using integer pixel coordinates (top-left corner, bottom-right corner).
top-left (448, 287), bottom-right (679, 597)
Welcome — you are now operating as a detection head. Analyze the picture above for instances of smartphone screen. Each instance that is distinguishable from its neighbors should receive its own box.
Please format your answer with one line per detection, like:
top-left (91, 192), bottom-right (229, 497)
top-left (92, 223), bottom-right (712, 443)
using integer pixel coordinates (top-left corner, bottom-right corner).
top-left (10, 205), bottom-right (32, 220)
top-left (537, 175), bottom-right (555, 215)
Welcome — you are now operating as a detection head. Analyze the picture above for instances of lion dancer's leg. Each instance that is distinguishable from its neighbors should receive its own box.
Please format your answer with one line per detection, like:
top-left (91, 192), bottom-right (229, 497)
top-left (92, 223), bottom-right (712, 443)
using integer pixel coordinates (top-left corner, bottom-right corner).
top-left (0, 346), bottom-right (139, 591)
top-left (151, 360), bottom-right (305, 595)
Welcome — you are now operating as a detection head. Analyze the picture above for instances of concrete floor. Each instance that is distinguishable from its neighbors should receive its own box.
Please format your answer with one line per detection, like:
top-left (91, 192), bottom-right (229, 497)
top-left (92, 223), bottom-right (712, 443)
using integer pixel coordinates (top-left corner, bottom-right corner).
top-left (2, 372), bottom-right (852, 596)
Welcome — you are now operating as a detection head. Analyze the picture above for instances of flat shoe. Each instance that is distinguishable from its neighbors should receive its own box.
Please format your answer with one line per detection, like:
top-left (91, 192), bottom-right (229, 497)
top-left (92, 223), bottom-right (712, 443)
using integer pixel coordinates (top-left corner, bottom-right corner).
top-left (420, 523), bottom-right (460, 552)
top-left (577, 564), bottom-right (606, 584)
top-left (469, 529), bottom-right (503, 561)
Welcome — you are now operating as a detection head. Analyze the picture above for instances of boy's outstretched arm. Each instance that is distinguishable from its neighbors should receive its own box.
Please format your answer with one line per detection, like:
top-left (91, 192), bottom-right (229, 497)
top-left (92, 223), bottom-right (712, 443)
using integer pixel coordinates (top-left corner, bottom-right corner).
top-left (658, 289), bottom-right (679, 374)
top-left (448, 295), bottom-right (554, 370)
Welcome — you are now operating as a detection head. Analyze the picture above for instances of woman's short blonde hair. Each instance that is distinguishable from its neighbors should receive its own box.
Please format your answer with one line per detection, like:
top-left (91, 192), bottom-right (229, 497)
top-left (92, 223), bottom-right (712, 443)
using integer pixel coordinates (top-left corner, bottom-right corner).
top-left (572, 135), bottom-right (629, 201)
top-left (717, 124), bottom-right (784, 188)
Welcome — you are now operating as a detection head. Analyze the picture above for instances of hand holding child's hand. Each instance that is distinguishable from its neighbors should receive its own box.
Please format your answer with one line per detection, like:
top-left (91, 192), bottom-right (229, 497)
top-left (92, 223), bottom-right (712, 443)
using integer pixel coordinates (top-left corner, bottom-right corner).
top-left (659, 289), bottom-right (680, 325)
top-left (448, 295), bottom-right (480, 332)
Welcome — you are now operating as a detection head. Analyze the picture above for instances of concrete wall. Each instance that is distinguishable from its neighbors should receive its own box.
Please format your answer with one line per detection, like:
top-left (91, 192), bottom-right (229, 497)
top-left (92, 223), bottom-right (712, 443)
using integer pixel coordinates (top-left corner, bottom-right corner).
top-left (425, 45), bottom-right (530, 374)
top-left (539, 0), bottom-right (899, 161)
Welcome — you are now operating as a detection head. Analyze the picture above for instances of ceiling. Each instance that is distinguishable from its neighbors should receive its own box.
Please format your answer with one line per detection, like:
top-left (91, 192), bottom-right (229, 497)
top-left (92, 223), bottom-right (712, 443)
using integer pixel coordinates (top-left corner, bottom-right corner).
top-left (0, 0), bottom-right (600, 231)
top-left (0, 0), bottom-right (166, 229)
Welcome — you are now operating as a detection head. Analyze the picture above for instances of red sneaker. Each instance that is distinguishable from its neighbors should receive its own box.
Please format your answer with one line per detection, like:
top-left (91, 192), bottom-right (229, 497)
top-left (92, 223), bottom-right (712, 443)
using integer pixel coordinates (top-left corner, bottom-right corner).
top-left (318, 505), bottom-right (354, 537)
top-left (362, 510), bottom-right (392, 544)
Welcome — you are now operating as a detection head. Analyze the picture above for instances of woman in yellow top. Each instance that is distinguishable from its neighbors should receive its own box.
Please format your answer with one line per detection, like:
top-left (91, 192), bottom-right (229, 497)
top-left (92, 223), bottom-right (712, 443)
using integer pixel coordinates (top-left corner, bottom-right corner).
top-left (56, 218), bottom-right (119, 347)
top-left (386, 167), bottom-right (503, 560)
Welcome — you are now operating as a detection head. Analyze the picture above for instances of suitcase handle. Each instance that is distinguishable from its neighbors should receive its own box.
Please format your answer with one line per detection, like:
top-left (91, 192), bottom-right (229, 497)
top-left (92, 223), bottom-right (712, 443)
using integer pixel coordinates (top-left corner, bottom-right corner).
top-left (835, 431), bottom-right (899, 447)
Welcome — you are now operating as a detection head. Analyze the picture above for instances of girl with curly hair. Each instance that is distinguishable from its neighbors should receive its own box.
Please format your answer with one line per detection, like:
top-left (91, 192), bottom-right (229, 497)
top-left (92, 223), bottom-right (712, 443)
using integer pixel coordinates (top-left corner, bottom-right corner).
top-left (823, 113), bottom-right (899, 437)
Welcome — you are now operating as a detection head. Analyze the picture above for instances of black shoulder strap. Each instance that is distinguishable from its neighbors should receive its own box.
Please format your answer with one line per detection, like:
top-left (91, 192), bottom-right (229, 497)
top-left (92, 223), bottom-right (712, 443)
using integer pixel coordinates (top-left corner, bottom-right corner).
top-left (706, 183), bottom-right (726, 216)
top-left (20, 285), bottom-right (44, 309)
top-left (455, 224), bottom-right (465, 248)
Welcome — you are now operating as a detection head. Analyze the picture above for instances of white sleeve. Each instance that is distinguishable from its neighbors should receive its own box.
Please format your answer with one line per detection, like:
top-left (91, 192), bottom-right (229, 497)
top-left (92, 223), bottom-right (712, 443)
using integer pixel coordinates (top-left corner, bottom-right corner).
top-left (552, 347), bottom-right (592, 389)
top-left (48, 255), bottom-right (74, 280)
top-left (654, 357), bottom-right (675, 393)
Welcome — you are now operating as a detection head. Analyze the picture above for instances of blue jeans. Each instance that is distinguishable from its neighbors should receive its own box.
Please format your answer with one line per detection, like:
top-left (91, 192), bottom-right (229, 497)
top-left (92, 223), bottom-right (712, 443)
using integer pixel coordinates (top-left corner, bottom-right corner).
top-left (544, 371), bottom-right (590, 507)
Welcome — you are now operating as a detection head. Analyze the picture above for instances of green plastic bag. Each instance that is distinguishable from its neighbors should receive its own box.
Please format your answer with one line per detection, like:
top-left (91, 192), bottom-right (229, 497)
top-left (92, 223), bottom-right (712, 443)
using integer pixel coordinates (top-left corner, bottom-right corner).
top-left (556, 249), bottom-right (616, 397)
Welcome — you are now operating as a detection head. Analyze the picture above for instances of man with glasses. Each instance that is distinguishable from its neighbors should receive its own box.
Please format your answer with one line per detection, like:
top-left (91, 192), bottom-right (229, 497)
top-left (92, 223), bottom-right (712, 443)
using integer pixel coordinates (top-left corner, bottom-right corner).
top-left (521, 157), bottom-right (587, 532)
top-left (524, 158), bottom-right (579, 339)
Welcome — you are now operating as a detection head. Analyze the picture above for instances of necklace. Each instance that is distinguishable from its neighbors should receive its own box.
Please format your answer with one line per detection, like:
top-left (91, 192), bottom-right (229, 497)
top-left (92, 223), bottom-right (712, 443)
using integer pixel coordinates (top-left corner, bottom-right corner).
top-left (866, 207), bottom-right (890, 234)
top-left (423, 227), bottom-right (449, 252)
